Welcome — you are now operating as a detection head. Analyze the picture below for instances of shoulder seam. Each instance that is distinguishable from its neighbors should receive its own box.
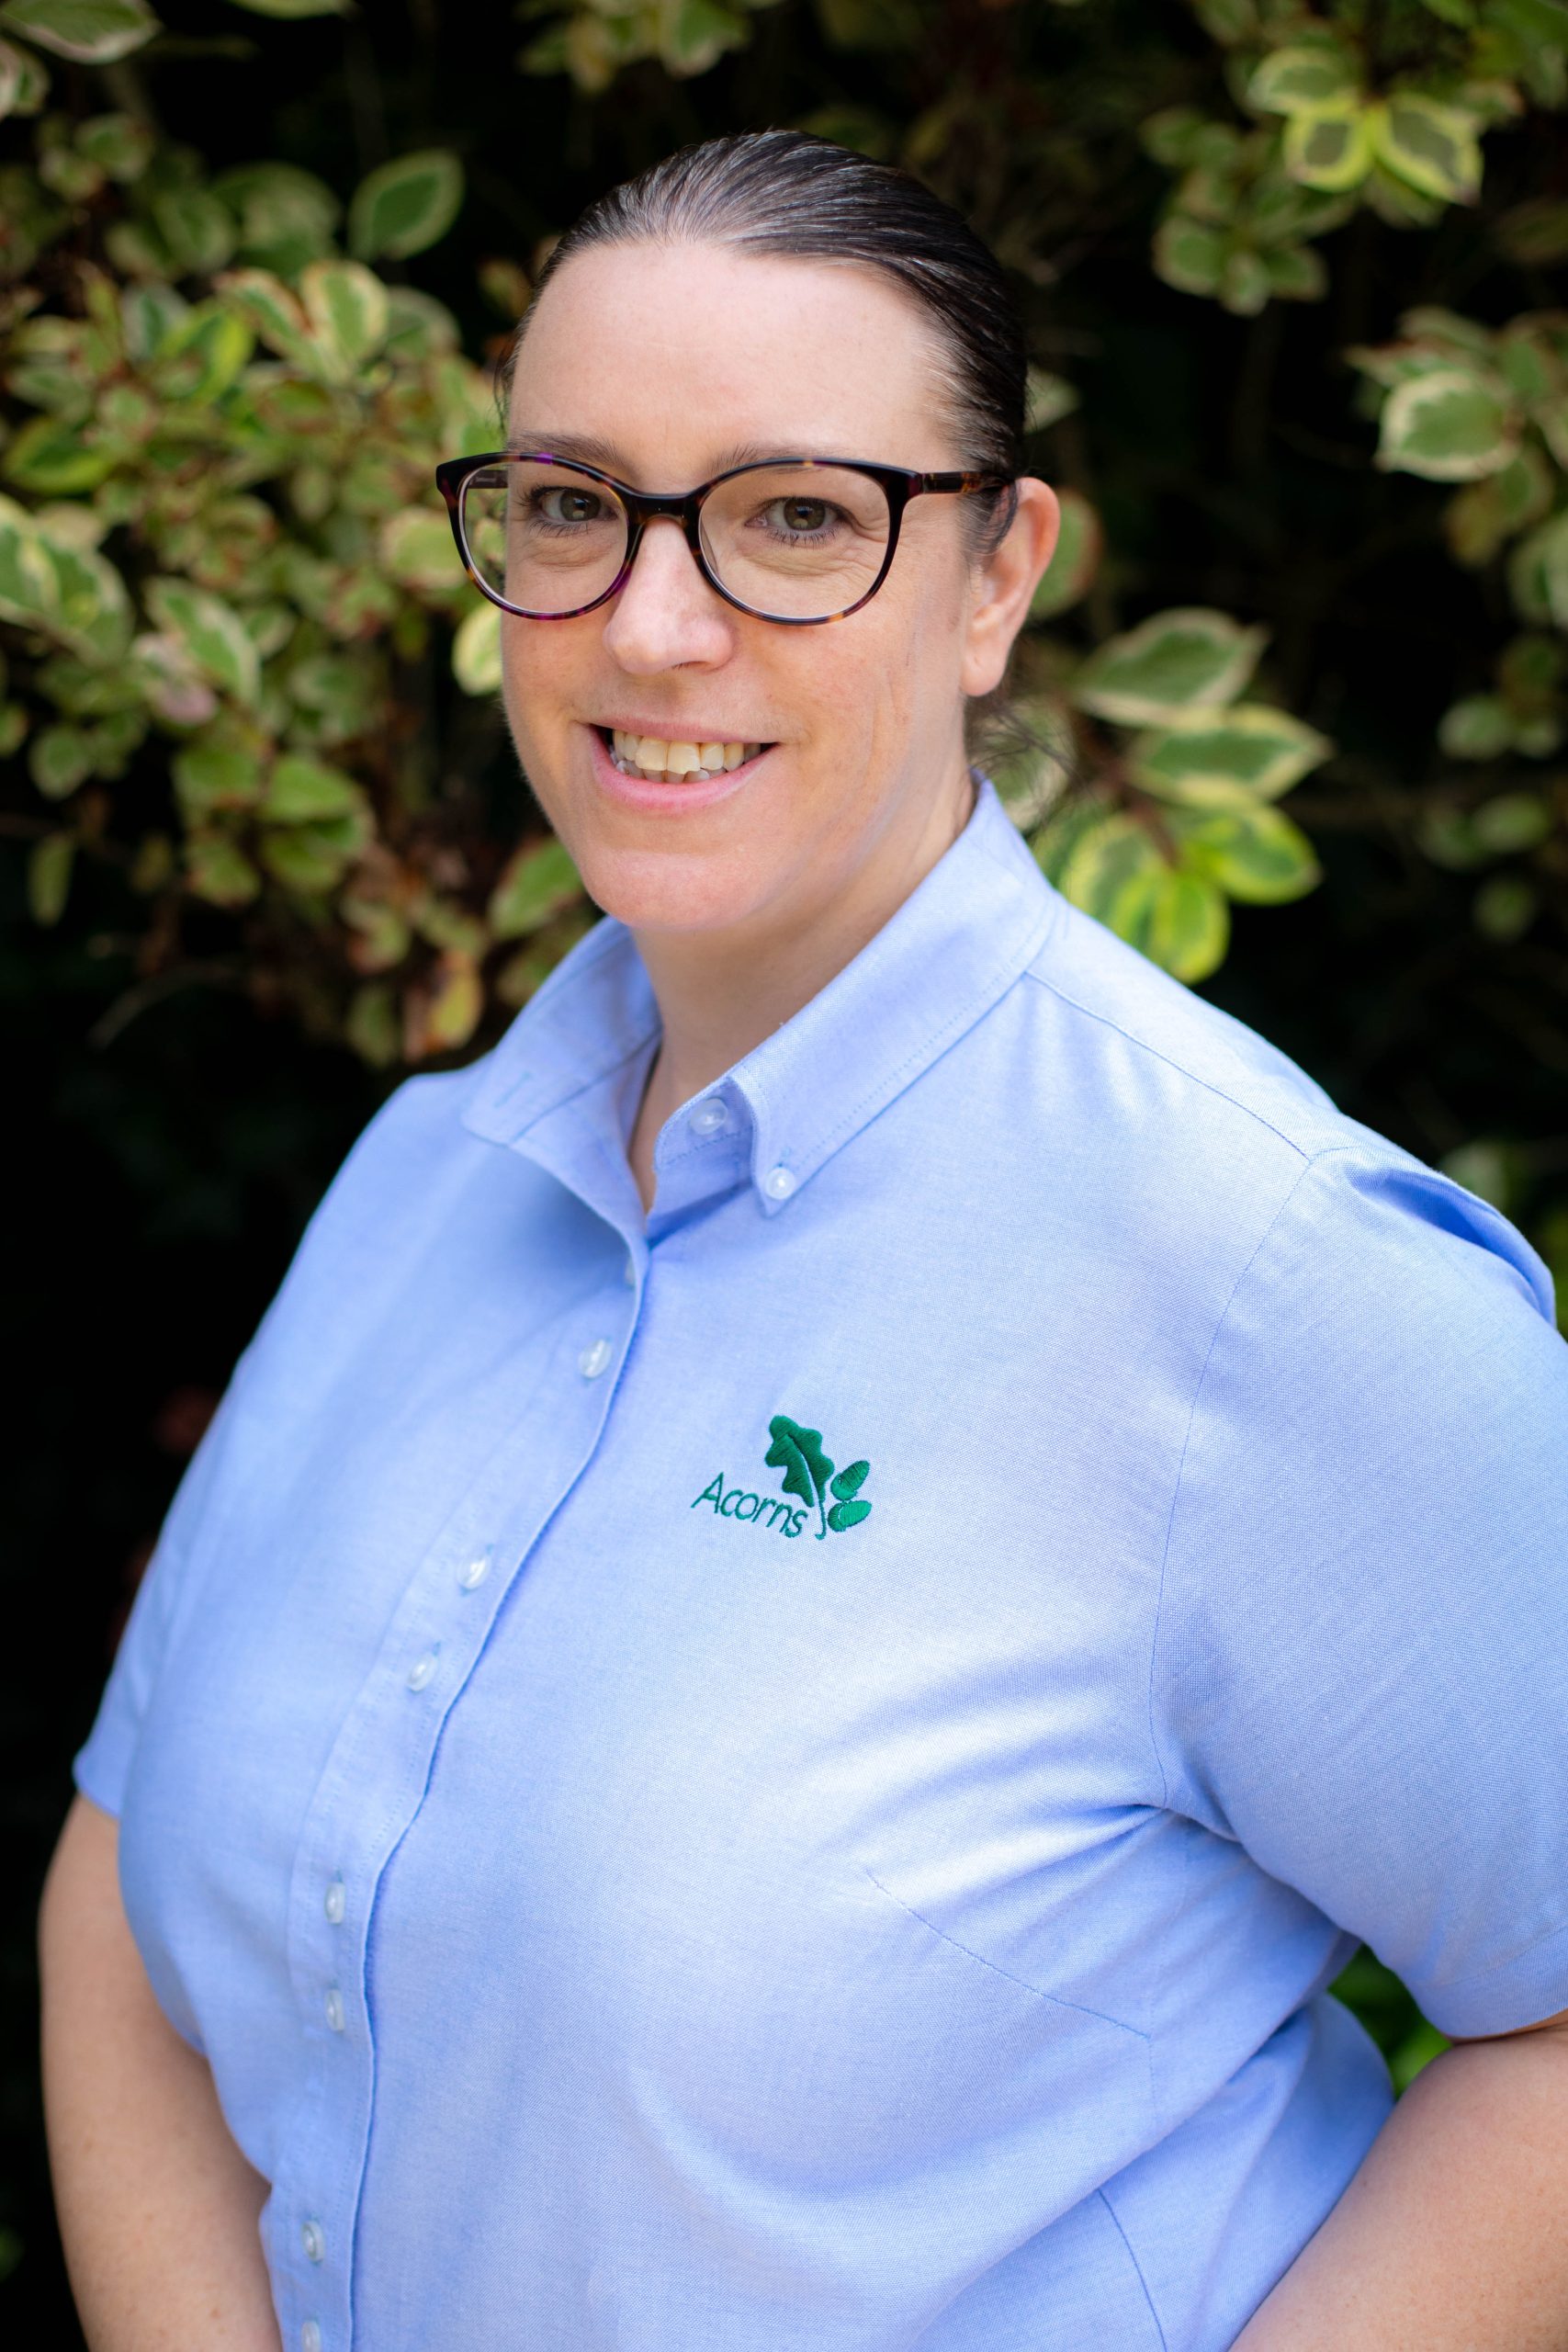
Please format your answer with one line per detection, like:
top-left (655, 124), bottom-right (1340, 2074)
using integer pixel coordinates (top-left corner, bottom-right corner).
top-left (1143, 1148), bottom-right (1342, 1811)
top-left (1022, 958), bottom-right (1318, 1165)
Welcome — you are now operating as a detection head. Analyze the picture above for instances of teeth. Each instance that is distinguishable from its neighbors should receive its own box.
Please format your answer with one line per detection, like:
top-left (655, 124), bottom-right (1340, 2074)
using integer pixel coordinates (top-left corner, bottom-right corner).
top-left (607, 729), bottom-right (760, 782)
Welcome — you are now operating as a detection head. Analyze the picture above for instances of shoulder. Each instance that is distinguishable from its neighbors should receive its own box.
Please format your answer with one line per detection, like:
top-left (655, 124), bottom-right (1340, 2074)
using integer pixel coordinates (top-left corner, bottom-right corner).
top-left (1021, 894), bottom-right (1345, 1164)
top-left (1010, 897), bottom-right (1554, 1322)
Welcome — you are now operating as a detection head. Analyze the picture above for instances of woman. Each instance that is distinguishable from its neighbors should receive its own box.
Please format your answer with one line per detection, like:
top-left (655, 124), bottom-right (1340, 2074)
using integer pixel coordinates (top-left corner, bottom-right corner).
top-left (40, 131), bottom-right (1568, 2352)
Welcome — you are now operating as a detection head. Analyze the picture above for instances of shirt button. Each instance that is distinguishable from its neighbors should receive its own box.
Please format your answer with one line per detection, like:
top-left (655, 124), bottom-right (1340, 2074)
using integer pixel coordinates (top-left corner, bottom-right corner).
top-left (301, 2219), bottom-right (325, 2265)
top-left (457, 1547), bottom-right (491, 1591)
top-left (324, 1986), bottom-right (345, 2033)
top-left (761, 1165), bottom-right (796, 1201)
top-left (323, 1876), bottom-right (345, 1926)
top-left (690, 1096), bottom-right (729, 1136)
top-left (579, 1338), bottom-right (613, 1379)
top-left (301, 2326), bottom-right (322, 2352)
top-left (405, 1649), bottom-right (439, 1692)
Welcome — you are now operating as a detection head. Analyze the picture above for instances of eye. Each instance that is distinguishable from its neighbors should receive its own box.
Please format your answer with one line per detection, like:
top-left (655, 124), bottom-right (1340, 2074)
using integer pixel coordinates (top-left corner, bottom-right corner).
top-left (772, 497), bottom-right (831, 535)
top-left (536, 488), bottom-right (604, 525)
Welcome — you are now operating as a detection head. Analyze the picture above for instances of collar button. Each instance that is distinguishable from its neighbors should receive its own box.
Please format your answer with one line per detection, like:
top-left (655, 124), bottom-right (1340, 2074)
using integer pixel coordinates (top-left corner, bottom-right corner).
top-left (761, 1165), bottom-right (796, 1202)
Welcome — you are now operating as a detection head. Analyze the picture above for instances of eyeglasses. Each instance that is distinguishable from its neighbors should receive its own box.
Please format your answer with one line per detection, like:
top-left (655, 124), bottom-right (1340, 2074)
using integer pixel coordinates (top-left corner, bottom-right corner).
top-left (434, 451), bottom-right (1013, 627)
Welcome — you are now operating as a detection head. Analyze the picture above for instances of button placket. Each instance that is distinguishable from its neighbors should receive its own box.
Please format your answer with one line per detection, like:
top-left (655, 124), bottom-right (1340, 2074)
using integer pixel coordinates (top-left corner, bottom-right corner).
top-left (276, 1257), bottom-right (647, 2352)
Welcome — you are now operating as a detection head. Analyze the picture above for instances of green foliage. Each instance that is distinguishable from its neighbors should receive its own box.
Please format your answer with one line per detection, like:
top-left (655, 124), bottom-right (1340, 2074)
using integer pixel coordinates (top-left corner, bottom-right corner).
top-left (1012, 609), bottom-right (1326, 983)
top-left (0, 0), bottom-right (1565, 1073)
top-left (0, 48), bottom-right (594, 1063)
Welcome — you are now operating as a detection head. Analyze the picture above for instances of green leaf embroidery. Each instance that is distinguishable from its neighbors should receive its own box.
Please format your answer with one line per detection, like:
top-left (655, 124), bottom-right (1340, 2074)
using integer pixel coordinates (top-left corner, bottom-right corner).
top-left (829, 1460), bottom-right (870, 1502)
top-left (766, 1414), bottom-right (834, 1539)
top-left (828, 1498), bottom-right (872, 1532)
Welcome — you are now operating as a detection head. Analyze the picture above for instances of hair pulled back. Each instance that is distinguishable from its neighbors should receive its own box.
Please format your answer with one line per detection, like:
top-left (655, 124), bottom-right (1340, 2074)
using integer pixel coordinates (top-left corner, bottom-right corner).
top-left (513, 130), bottom-right (1026, 548)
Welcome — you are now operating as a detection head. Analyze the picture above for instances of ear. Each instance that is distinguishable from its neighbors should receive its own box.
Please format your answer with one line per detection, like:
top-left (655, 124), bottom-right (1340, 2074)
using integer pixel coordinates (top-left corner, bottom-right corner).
top-left (959, 478), bottom-right (1060, 700)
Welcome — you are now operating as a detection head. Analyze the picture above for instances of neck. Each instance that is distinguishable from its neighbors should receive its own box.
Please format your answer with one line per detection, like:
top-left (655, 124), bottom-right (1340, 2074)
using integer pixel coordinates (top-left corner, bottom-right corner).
top-left (627, 760), bottom-right (976, 1210)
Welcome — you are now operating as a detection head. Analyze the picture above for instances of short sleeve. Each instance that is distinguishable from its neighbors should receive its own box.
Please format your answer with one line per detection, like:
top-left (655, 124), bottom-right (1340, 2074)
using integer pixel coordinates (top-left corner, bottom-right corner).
top-left (1151, 1145), bottom-right (1568, 2039)
top-left (71, 1071), bottom-right (455, 1820)
top-left (73, 1353), bottom-right (254, 1820)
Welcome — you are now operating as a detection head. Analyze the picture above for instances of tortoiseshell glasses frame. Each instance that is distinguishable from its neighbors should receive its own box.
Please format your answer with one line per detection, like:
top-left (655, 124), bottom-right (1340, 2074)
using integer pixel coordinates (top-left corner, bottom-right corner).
top-left (433, 450), bottom-right (1014, 628)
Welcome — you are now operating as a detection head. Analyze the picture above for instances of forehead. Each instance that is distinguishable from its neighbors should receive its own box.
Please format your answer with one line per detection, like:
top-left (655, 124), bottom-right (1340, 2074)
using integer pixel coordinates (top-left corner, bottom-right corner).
top-left (507, 242), bottom-right (959, 482)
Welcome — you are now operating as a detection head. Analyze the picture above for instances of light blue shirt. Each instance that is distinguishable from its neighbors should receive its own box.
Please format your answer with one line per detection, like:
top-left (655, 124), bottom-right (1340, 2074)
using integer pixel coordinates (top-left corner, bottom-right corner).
top-left (78, 778), bottom-right (1568, 2352)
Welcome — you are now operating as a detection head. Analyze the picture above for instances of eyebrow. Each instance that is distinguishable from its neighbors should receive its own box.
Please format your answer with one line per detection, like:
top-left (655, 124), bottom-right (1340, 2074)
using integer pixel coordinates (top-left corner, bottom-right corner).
top-left (502, 429), bottom-right (807, 480)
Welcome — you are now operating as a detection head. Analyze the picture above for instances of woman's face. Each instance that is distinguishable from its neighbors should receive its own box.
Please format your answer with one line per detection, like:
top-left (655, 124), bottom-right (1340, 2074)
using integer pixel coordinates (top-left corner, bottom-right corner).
top-left (499, 241), bottom-right (1056, 943)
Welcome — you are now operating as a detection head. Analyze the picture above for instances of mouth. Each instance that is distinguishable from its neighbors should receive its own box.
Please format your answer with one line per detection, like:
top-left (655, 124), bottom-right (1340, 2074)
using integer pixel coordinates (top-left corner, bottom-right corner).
top-left (596, 726), bottom-right (770, 784)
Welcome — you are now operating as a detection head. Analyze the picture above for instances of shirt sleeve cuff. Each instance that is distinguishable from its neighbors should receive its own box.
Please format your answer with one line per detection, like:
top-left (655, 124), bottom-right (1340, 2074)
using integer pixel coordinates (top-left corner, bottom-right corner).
top-left (1416, 1917), bottom-right (1568, 2038)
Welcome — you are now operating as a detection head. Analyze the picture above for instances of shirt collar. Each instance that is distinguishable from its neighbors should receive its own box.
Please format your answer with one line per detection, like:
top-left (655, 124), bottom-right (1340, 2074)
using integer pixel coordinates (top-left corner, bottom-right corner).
top-left (461, 775), bottom-right (1060, 1224)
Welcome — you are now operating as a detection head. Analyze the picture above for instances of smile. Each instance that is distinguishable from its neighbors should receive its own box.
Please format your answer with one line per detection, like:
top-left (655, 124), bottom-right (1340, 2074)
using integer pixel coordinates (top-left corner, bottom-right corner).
top-left (602, 728), bottom-right (767, 783)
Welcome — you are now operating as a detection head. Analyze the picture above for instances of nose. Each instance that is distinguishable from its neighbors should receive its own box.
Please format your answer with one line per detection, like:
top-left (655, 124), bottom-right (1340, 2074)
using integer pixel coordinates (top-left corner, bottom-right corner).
top-left (600, 515), bottom-right (734, 673)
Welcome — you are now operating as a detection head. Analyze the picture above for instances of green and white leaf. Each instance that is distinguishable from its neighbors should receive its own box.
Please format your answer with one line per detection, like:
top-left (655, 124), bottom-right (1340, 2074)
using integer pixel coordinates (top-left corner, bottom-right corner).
top-left (1438, 694), bottom-right (1515, 759)
top-left (263, 752), bottom-right (364, 822)
top-left (1071, 607), bottom-right (1267, 724)
top-left (452, 601), bottom-right (502, 694)
top-left (1506, 511), bottom-right (1568, 629)
top-left (2, 413), bottom-right (115, 493)
top-left (299, 258), bottom-right (389, 382)
top-left (215, 161), bottom-right (340, 272)
top-left (171, 737), bottom-right (264, 811)
top-left (1129, 705), bottom-right (1333, 805)
top-left (75, 110), bottom-right (153, 180)
top-left (1376, 366), bottom-right (1517, 481)
top-left (1024, 367), bottom-right (1079, 433)
top-left (1168, 803), bottom-right (1322, 902)
top-left (215, 267), bottom-right (317, 368)
top-left (488, 836), bottom-right (581, 939)
top-left (29, 720), bottom-right (93, 797)
top-left (1110, 861), bottom-right (1231, 982)
top-left (1055, 810), bottom-right (1164, 920)
top-left (1029, 488), bottom-right (1101, 620)
top-left (348, 149), bottom-right (465, 263)
top-left (1282, 103), bottom-right (1374, 192)
top-left (151, 187), bottom-right (236, 276)
top-left (1247, 40), bottom-right (1360, 115)
top-left (1153, 214), bottom-right (1226, 299)
top-left (1368, 95), bottom-right (1483, 205)
top-left (0, 0), bottom-right (158, 62)
top-left (144, 577), bottom-right (260, 705)
top-left (380, 507), bottom-right (463, 594)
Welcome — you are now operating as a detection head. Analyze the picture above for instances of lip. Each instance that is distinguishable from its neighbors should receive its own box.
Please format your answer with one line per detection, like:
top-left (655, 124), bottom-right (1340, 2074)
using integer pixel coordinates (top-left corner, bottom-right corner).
top-left (595, 718), bottom-right (769, 746)
top-left (585, 723), bottom-right (771, 816)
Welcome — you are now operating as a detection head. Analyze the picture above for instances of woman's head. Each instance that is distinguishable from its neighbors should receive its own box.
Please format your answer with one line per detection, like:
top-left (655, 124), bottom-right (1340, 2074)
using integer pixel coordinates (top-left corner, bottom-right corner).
top-left (493, 131), bottom-right (1058, 950)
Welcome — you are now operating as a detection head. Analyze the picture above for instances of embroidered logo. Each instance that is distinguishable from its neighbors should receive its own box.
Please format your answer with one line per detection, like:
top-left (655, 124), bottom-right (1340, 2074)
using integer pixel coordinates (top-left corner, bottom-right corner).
top-left (692, 1413), bottom-right (874, 1541)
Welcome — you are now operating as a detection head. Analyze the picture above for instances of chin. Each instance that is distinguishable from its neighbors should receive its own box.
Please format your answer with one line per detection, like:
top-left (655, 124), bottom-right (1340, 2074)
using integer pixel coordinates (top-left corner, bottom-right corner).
top-left (571, 842), bottom-right (779, 937)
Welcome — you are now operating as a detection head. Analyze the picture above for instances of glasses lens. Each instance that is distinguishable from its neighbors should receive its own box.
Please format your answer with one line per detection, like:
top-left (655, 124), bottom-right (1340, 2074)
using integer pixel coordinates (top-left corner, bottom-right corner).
top-left (700, 464), bottom-right (892, 619)
top-left (460, 460), bottom-right (628, 615)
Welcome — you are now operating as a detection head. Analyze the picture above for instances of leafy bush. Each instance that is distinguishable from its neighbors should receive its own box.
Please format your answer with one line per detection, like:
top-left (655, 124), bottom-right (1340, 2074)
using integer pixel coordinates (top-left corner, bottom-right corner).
top-left (6, 0), bottom-right (1567, 1063)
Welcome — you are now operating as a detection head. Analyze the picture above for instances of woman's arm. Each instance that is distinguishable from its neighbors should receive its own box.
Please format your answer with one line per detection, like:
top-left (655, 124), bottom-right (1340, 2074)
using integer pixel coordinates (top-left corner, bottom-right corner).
top-left (1235, 2012), bottom-right (1568, 2349)
top-left (39, 1793), bottom-right (282, 2352)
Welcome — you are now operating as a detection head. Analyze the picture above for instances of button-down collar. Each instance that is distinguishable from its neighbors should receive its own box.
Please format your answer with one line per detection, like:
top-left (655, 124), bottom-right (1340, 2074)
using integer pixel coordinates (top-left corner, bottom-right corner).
top-left (460, 775), bottom-right (1059, 1227)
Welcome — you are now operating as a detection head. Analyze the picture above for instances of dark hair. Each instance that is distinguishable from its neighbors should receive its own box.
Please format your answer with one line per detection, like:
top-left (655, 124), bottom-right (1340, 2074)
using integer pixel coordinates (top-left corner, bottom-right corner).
top-left (510, 129), bottom-right (1026, 552)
